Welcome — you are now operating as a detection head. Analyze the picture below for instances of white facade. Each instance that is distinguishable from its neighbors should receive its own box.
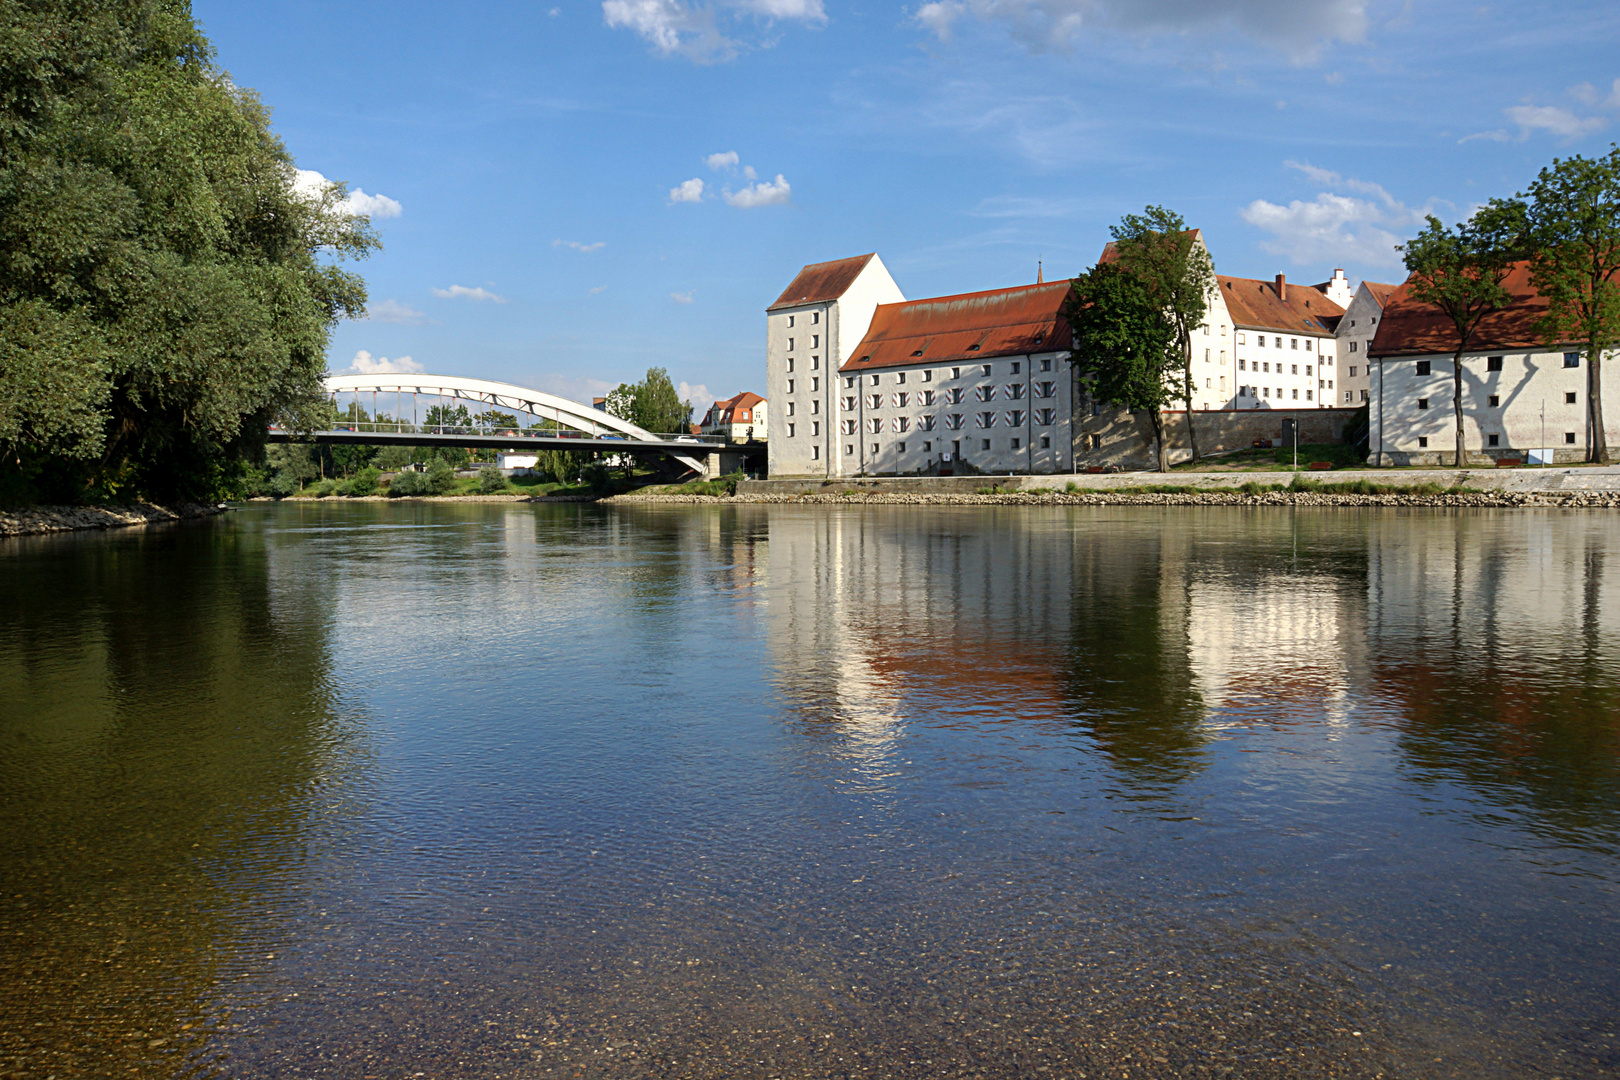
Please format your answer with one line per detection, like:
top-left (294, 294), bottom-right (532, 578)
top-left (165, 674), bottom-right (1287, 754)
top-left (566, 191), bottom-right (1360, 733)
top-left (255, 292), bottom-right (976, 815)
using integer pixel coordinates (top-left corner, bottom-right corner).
top-left (839, 353), bottom-right (1074, 475)
top-left (701, 393), bottom-right (767, 441)
top-left (766, 256), bottom-right (904, 478)
top-left (1370, 347), bottom-right (1620, 465)
top-left (1231, 324), bottom-right (1337, 408)
top-left (1333, 282), bottom-right (1393, 408)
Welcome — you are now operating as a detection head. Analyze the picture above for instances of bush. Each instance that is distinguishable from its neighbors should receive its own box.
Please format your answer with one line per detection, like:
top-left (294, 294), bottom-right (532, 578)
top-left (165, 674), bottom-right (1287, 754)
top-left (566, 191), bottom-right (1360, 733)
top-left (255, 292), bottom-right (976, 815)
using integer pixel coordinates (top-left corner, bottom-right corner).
top-left (580, 462), bottom-right (613, 491)
top-left (478, 465), bottom-right (508, 494)
top-left (428, 459), bottom-right (458, 495)
top-left (349, 466), bottom-right (382, 497)
top-left (334, 479), bottom-right (355, 496)
top-left (268, 470), bottom-right (300, 498)
top-left (389, 470), bottom-right (432, 496)
top-left (314, 479), bottom-right (337, 497)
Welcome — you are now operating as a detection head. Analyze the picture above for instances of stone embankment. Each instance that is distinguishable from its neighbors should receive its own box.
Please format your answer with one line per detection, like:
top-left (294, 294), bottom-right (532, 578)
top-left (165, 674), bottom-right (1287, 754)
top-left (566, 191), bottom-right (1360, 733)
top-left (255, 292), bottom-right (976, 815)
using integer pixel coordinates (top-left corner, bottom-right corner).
top-left (605, 489), bottom-right (1620, 509)
top-left (0, 502), bottom-right (229, 538)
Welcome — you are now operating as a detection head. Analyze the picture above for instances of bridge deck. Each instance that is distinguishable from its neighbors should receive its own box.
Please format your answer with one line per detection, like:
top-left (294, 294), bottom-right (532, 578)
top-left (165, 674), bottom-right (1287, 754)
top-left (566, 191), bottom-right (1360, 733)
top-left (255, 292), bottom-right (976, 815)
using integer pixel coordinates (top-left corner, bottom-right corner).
top-left (269, 429), bottom-right (730, 455)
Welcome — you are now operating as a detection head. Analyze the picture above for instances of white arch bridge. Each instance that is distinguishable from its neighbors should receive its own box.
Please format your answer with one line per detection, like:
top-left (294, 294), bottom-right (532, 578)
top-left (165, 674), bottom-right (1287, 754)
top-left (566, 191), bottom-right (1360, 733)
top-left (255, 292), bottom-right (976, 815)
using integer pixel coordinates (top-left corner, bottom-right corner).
top-left (268, 374), bottom-right (722, 475)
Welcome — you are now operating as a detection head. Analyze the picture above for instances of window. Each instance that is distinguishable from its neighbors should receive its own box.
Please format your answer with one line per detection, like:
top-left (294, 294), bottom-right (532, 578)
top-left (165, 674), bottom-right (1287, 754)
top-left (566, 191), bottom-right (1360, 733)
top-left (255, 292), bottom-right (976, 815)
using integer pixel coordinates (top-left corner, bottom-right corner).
top-left (787, 358), bottom-right (795, 373)
top-left (787, 315), bottom-right (795, 327)
top-left (872, 443), bottom-right (879, 455)
top-left (920, 390), bottom-right (936, 406)
top-left (788, 337), bottom-right (794, 350)
top-left (1291, 338), bottom-right (1299, 350)
top-left (1487, 356), bottom-right (1502, 372)
top-left (1567, 391), bottom-right (1578, 404)
top-left (841, 419), bottom-right (856, 435)
top-left (843, 396), bottom-right (856, 411)
top-left (1036, 381), bottom-right (1056, 398)
top-left (811, 421), bottom-right (819, 436)
top-left (1201, 323), bottom-right (1210, 335)
top-left (1417, 398), bottom-right (1428, 410)
top-left (1006, 410), bottom-right (1026, 426)
top-left (1220, 376), bottom-right (1226, 391)
top-left (897, 372), bottom-right (906, 384)
top-left (946, 388), bottom-right (965, 405)
top-left (946, 414), bottom-right (964, 430)
top-left (1237, 332), bottom-right (1246, 344)
top-left (923, 370), bottom-right (933, 382)
top-left (1349, 366), bottom-right (1356, 378)
top-left (1006, 384), bottom-right (1026, 400)
top-left (1361, 389), bottom-right (1369, 402)
top-left (1205, 349), bottom-right (1211, 362)
top-left (810, 399), bottom-right (819, 414)
top-left (952, 367), bottom-right (961, 379)
top-left (975, 385), bottom-right (996, 402)
top-left (786, 379), bottom-right (794, 394)
top-left (981, 364), bottom-right (992, 376)
top-left (1305, 365), bottom-right (1312, 376)
top-left (981, 439), bottom-right (991, 451)
top-left (1418, 436), bottom-right (1428, 448)
top-left (1292, 388), bottom-right (1298, 399)
top-left (812, 356), bottom-right (820, 370)
top-left (1036, 408), bottom-right (1055, 425)
top-left (1565, 352), bottom-right (1581, 368)
top-left (846, 444), bottom-right (854, 456)
top-left (1007, 362), bottom-right (1018, 375)
top-left (1344, 391), bottom-right (1352, 403)
top-left (978, 411), bottom-right (997, 428)
top-left (923, 441), bottom-right (931, 452)
top-left (1567, 432), bottom-right (1578, 444)
top-left (1488, 434), bottom-right (1500, 447)
top-left (1488, 394), bottom-right (1499, 407)
top-left (812, 311), bottom-right (819, 323)
top-left (869, 418), bottom-right (883, 434)
top-left (811, 377), bottom-right (819, 392)
top-left (1239, 359), bottom-right (1246, 371)
top-left (1263, 387), bottom-right (1270, 398)
top-left (1328, 380), bottom-right (1333, 389)
top-left (846, 377), bottom-right (856, 389)
top-left (919, 415), bottom-right (936, 430)
top-left (1041, 358), bottom-right (1053, 372)
top-left (869, 394), bottom-right (882, 409)
top-left (893, 417), bottom-right (909, 432)
top-left (811, 445), bottom-right (819, 460)
top-left (1306, 390), bottom-right (1312, 401)
top-left (1291, 364), bottom-right (1298, 375)
top-left (1040, 435), bottom-right (1051, 449)
top-left (787, 423), bottom-right (795, 437)
top-left (1011, 437), bottom-right (1021, 450)
top-left (1416, 360), bottom-right (1431, 375)
top-left (812, 335), bottom-right (819, 348)
top-left (897, 442), bottom-right (906, 453)
top-left (1263, 362), bottom-right (1270, 373)
top-left (894, 392), bottom-right (908, 408)
top-left (786, 401), bottom-right (795, 416)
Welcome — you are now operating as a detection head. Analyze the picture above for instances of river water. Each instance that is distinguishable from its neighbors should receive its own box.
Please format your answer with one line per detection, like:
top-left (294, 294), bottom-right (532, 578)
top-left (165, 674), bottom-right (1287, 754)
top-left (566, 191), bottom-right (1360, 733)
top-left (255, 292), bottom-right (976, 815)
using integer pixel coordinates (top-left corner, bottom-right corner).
top-left (2, 502), bottom-right (1618, 1079)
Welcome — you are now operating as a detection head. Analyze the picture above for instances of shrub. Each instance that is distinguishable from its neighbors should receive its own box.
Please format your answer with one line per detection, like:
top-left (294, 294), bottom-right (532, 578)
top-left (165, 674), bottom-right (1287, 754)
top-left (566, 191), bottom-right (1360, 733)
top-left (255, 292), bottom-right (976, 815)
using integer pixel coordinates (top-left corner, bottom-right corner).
top-left (1287, 474), bottom-right (1321, 493)
top-left (349, 466), bottom-right (382, 497)
top-left (478, 465), bottom-right (508, 494)
top-left (268, 470), bottom-right (300, 498)
top-left (314, 479), bottom-right (337, 497)
top-left (428, 460), bottom-right (457, 495)
top-left (333, 479), bottom-right (355, 497)
top-left (389, 470), bottom-right (432, 496)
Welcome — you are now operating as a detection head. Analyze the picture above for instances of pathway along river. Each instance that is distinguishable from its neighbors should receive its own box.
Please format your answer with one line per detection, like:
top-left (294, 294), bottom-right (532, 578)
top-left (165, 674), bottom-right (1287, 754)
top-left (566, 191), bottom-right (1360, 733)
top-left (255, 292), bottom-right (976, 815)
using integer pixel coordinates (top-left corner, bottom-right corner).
top-left (3, 502), bottom-right (1618, 1079)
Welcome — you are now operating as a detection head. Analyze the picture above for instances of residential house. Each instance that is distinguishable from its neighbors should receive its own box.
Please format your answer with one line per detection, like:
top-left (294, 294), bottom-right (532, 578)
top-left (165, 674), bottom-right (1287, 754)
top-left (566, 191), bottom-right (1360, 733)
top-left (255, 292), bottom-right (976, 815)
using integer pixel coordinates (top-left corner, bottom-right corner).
top-left (702, 391), bottom-right (768, 441)
top-left (1333, 280), bottom-right (1398, 407)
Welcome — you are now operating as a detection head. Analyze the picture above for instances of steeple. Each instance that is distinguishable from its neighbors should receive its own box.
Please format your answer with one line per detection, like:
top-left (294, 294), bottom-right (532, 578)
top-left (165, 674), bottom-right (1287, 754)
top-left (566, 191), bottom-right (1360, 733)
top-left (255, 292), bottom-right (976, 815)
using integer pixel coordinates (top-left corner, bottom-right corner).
top-left (1037, 259), bottom-right (1043, 284)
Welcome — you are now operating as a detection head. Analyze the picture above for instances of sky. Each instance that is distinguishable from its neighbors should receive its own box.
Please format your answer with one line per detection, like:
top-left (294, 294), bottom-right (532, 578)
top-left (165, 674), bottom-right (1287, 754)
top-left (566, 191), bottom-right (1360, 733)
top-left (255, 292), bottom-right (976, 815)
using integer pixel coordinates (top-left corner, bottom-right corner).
top-left (195, 0), bottom-right (1620, 411)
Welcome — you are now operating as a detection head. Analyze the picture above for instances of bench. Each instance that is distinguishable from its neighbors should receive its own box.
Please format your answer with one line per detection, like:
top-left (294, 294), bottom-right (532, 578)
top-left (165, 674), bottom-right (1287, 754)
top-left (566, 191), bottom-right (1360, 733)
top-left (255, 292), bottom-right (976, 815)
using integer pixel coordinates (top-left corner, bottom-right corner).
top-left (1495, 458), bottom-right (1522, 468)
top-left (1308, 461), bottom-right (1334, 471)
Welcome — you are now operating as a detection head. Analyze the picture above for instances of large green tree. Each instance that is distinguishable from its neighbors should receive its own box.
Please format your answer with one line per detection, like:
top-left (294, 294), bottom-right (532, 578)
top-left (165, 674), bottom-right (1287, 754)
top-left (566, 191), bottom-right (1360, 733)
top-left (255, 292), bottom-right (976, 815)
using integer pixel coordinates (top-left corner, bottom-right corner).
top-left (1064, 261), bottom-right (1179, 471)
top-left (1522, 145), bottom-right (1620, 464)
top-left (604, 366), bottom-right (693, 435)
top-left (0, 0), bottom-right (375, 502)
top-left (1397, 202), bottom-right (1522, 467)
top-left (1104, 207), bottom-right (1215, 462)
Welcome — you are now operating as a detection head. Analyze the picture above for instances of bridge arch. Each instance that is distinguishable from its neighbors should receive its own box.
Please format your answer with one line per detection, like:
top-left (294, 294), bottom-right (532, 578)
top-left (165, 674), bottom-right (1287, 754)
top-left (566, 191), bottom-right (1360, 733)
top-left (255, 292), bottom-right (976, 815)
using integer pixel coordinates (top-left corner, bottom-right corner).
top-left (322, 373), bottom-right (706, 472)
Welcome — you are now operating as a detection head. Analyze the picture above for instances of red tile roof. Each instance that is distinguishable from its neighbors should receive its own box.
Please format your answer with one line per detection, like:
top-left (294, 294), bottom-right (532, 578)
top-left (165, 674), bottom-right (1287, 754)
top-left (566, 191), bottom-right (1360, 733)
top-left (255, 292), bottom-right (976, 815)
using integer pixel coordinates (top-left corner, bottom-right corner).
top-left (768, 254), bottom-right (876, 311)
top-left (1363, 281), bottom-right (1400, 308)
top-left (710, 391), bottom-right (765, 423)
top-left (1219, 274), bottom-right (1344, 335)
top-left (1368, 262), bottom-right (1571, 357)
top-left (840, 280), bottom-right (1073, 373)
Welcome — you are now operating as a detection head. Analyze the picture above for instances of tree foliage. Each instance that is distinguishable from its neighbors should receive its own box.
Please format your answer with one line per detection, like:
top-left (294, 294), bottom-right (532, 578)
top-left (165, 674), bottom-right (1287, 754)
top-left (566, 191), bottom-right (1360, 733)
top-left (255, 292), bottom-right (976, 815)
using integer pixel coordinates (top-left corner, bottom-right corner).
top-left (1104, 206), bottom-right (1214, 460)
top-left (1064, 262), bottom-right (1178, 471)
top-left (604, 366), bottom-right (693, 435)
top-left (1521, 145), bottom-right (1620, 464)
top-left (0, 0), bottom-right (376, 502)
top-left (1398, 203), bottom-right (1522, 467)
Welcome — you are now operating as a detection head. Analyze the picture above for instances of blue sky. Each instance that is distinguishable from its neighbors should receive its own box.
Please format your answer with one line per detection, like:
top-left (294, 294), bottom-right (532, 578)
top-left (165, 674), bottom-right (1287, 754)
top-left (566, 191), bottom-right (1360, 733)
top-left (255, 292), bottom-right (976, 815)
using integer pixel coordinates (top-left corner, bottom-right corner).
top-left (197, 0), bottom-right (1620, 410)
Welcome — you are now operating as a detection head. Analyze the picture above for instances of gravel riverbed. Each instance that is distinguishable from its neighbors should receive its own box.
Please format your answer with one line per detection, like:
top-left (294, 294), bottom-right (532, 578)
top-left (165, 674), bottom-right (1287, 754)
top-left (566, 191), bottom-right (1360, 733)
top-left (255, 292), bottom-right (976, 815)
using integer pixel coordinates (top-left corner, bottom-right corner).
top-left (605, 489), bottom-right (1620, 508)
top-left (0, 502), bottom-right (228, 538)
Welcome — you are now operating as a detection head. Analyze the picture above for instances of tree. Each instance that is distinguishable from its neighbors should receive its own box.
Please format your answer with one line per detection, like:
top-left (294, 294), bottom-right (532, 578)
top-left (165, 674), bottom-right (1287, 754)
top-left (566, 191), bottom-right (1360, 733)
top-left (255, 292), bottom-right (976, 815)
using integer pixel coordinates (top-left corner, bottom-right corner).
top-left (1064, 262), bottom-right (1179, 471)
top-left (1522, 146), bottom-right (1620, 464)
top-left (0, 1), bottom-right (376, 502)
top-left (1105, 207), bottom-right (1215, 461)
top-left (1398, 202), bottom-right (1523, 467)
top-left (604, 367), bottom-right (693, 435)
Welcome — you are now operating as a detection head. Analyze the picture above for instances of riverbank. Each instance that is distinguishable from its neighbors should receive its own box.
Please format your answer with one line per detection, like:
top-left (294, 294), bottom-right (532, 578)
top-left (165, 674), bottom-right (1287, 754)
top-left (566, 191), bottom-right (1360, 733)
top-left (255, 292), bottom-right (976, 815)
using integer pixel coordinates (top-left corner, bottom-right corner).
top-left (0, 502), bottom-right (228, 538)
top-left (606, 487), bottom-right (1620, 508)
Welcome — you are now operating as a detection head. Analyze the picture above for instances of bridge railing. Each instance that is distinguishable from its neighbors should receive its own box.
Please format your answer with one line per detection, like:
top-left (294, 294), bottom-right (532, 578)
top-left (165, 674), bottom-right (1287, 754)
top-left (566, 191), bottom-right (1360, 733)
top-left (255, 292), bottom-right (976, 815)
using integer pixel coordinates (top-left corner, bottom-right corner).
top-left (269, 421), bottom-right (728, 445)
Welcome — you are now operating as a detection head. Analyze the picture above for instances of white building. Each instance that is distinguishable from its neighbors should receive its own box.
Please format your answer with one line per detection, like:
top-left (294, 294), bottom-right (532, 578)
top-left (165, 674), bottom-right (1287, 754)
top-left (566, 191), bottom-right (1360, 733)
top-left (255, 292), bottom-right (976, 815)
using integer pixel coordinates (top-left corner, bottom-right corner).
top-left (1368, 262), bottom-right (1620, 465)
top-left (1333, 280), bottom-right (1397, 407)
top-left (766, 254), bottom-right (905, 478)
top-left (1222, 273), bottom-right (1345, 410)
top-left (701, 391), bottom-right (767, 441)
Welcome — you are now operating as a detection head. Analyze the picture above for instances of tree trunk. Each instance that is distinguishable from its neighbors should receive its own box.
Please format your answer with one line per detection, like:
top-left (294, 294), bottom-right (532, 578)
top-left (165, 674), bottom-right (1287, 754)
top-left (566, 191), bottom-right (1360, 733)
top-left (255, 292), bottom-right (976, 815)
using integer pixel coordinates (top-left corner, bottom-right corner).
top-left (1453, 348), bottom-right (1467, 468)
top-left (1182, 332), bottom-right (1201, 463)
top-left (1150, 409), bottom-right (1168, 472)
top-left (1589, 342), bottom-right (1608, 463)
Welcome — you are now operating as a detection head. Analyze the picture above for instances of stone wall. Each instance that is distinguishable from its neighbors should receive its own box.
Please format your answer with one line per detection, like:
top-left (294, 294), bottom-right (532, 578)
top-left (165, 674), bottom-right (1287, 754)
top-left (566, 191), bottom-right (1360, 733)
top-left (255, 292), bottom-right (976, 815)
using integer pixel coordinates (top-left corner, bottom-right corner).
top-left (1073, 407), bottom-right (1365, 469)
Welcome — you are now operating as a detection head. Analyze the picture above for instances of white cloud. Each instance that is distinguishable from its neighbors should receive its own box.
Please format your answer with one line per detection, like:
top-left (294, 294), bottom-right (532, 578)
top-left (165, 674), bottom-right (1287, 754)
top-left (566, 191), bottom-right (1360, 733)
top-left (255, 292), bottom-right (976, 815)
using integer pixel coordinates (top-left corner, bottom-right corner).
top-left (1571, 78), bottom-right (1620, 110)
top-left (589, 286), bottom-right (608, 295)
top-left (724, 173), bottom-right (792, 207)
top-left (602, 0), bottom-right (823, 61)
top-left (365, 299), bottom-right (434, 324)
top-left (293, 169), bottom-right (403, 219)
top-left (914, 0), bottom-right (1366, 62)
top-left (706, 150), bottom-right (740, 171)
top-left (669, 177), bottom-right (706, 203)
top-left (1241, 165), bottom-right (1426, 268)
top-left (1504, 104), bottom-right (1606, 139)
top-left (678, 381), bottom-right (715, 407)
top-left (670, 291), bottom-right (695, 303)
top-left (432, 284), bottom-right (507, 303)
top-left (549, 5), bottom-right (561, 14)
top-left (345, 350), bottom-right (424, 375)
top-left (553, 239), bottom-right (607, 252)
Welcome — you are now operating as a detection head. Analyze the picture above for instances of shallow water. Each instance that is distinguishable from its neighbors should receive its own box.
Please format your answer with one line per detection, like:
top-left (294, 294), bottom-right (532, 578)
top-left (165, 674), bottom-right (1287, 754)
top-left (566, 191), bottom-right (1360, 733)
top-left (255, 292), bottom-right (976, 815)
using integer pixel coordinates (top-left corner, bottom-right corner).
top-left (2, 501), bottom-right (1618, 1079)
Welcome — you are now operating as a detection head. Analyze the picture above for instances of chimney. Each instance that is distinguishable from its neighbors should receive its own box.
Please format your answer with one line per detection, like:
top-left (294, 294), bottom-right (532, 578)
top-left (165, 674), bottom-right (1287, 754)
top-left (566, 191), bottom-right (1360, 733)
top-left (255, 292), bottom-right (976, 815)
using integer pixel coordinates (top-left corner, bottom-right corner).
top-left (1275, 274), bottom-right (1287, 301)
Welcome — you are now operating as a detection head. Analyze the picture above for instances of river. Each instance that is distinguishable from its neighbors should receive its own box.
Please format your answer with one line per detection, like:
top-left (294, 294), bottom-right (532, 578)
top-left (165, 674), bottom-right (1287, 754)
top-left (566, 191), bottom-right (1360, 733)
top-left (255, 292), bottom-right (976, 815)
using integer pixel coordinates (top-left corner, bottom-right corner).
top-left (2, 501), bottom-right (1618, 1079)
